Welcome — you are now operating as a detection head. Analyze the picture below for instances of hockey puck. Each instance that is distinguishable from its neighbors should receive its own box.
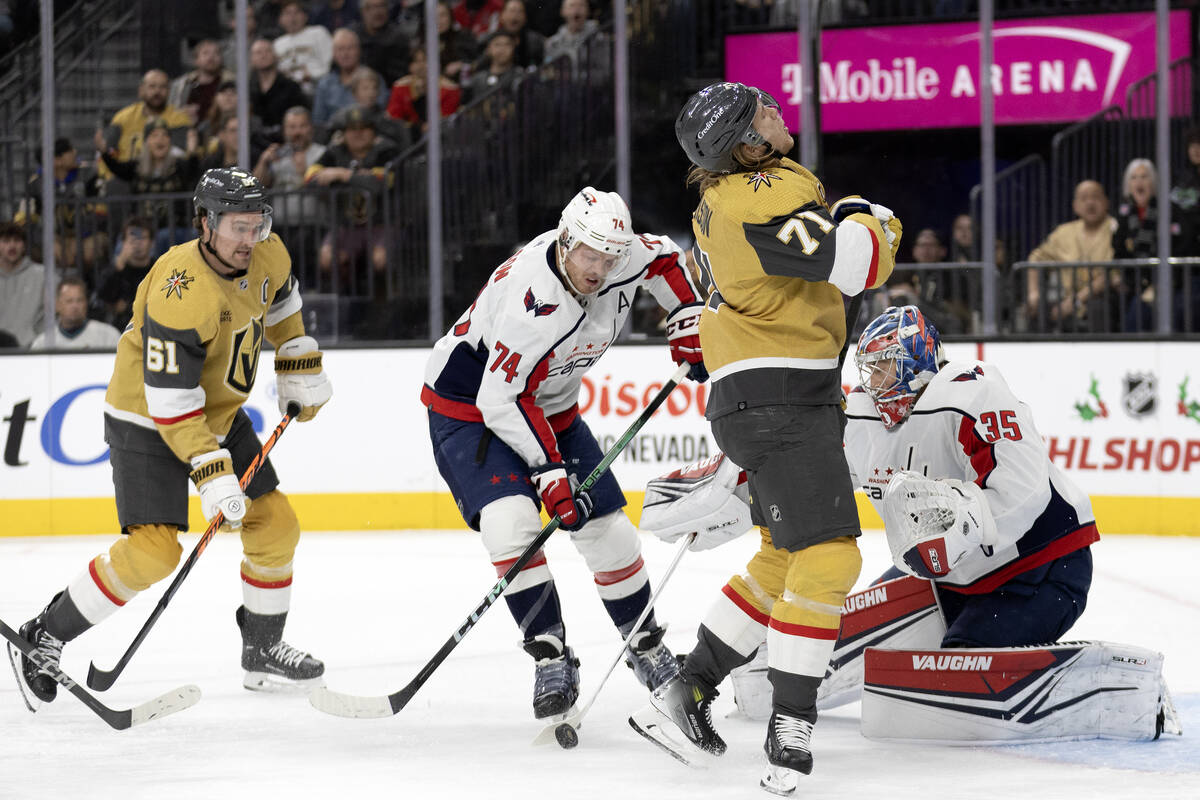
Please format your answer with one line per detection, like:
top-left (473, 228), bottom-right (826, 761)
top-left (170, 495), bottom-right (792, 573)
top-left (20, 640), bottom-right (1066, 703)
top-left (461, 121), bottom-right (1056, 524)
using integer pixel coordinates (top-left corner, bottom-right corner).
top-left (554, 723), bottom-right (579, 749)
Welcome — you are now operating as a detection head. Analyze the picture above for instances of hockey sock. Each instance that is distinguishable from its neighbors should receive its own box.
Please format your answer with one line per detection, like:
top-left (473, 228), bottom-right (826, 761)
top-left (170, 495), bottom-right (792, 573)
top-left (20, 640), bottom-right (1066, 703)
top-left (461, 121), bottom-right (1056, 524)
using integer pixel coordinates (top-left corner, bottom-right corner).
top-left (504, 580), bottom-right (565, 641)
top-left (683, 624), bottom-right (756, 691)
top-left (603, 579), bottom-right (653, 632)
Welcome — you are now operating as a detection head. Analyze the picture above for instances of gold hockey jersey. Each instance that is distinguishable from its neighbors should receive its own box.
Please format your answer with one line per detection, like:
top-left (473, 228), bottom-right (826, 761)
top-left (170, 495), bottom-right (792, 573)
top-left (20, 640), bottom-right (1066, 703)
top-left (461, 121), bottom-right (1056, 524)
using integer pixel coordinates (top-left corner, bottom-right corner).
top-left (690, 158), bottom-right (895, 419)
top-left (104, 234), bottom-right (306, 463)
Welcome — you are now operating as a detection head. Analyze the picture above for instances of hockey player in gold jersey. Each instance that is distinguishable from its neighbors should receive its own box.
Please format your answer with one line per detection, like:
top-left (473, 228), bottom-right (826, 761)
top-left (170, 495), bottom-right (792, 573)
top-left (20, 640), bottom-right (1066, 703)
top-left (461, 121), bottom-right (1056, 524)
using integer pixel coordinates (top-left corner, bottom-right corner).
top-left (8, 168), bottom-right (333, 707)
top-left (630, 82), bottom-right (903, 795)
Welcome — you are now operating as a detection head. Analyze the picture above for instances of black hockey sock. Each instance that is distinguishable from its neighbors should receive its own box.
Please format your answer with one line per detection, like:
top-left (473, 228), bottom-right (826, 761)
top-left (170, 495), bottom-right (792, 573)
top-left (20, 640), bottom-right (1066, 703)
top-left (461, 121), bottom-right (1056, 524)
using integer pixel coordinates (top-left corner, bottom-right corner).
top-left (43, 589), bottom-right (93, 642)
top-left (767, 671), bottom-right (821, 723)
top-left (682, 624), bottom-right (755, 691)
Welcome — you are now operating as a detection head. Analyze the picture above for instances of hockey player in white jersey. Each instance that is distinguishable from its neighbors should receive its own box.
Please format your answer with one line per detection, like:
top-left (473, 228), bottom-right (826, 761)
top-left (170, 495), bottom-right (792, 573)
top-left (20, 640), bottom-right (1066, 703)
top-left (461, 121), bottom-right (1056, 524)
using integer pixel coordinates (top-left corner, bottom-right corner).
top-left (422, 187), bottom-right (707, 721)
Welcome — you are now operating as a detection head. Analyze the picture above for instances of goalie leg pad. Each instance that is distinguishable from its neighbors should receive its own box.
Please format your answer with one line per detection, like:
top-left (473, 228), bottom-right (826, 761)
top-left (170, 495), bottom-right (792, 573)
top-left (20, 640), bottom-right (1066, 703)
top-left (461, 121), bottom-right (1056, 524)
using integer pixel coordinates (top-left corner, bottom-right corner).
top-left (861, 641), bottom-right (1178, 743)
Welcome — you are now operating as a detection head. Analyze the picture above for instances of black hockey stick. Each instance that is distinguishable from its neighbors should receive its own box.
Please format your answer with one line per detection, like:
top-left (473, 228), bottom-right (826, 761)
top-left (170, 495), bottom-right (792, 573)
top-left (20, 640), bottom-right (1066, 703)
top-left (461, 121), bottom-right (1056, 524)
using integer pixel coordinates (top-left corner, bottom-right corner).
top-left (86, 402), bottom-right (301, 691)
top-left (309, 362), bottom-right (692, 719)
top-left (3, 617), bottom-right (200, 729)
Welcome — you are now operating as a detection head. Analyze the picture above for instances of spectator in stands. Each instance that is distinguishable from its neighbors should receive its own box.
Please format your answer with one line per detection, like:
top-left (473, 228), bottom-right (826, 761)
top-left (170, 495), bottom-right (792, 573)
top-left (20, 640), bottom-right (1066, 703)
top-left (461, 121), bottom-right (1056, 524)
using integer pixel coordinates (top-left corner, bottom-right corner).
top-left (255, 0), bottom-right (287, 39)
top-left (101, 70), bottom-right (193, 178)
top-left (274, 0), bottom-right (334, 95)
top-left (523, 0), bottom-right (563, 37)
top-left (436, 0), bottom-right (479, 82)
top-left (170, 39), bottom-right (235, 124)
top-left (313, 28), bottom-right (388, 126)
top-left (220, 2), bottom-right (259, 68)
top-left (93, 216), bottom-right (153, 331)
top-left (911, 228), bottom-right (972, 334)
top-left (250, 37), bottom-right (311, 131)
top-left (453, 0), bottom-right (503, 39)
top-left (306, 106), bottom-right (399, 293)
top-left (329, 66), bottom-right (411, 147)
top-left (1023, 179), bottom-right (1119, 332)
top-left (0, 222), bottom-right (46, 348)
top-left (15, 137), bottom-right (107, 274)
top-left (199, 115), bottom-right (264, 173)
top-left (949, 213), bottom-right (974, 262)
top-left (255, 106), bottom-right (327, 226)
top-left (352, 0), bottom-right (410, 86)
top-left (1170, 126), bottom-right (1200, 257)
top-left (312, 0), bottom-right (360, 31)
top-left (463, 30), bottom-right (523, 103)
top-left (543, 0), bottom-right (598, 75)
top-left (97, 120), bottom-right (203, 259)
top-left (488, 0), bottom-right (545, 69)
top-left (29, 277), bottom-right (121, 351)
top-left (388, 46), bottom-right (462, 134)
top-left (197, 80), bottom-right (240, 145)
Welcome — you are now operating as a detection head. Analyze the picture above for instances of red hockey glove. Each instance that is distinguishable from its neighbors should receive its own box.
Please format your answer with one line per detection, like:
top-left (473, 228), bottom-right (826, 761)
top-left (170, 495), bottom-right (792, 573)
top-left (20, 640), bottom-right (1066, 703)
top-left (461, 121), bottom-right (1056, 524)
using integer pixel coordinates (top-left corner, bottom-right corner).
top-left (665, 303), bottom-right (707, 383)
top-left (532, 463), bottom-right (591, 531)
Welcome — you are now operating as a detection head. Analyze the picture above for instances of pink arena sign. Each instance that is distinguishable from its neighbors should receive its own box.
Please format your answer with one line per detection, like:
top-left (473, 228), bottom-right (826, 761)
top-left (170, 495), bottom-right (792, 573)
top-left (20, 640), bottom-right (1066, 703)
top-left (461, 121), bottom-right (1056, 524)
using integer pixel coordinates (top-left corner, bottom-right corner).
top-left (725, 11), bottom-right (1190, 132)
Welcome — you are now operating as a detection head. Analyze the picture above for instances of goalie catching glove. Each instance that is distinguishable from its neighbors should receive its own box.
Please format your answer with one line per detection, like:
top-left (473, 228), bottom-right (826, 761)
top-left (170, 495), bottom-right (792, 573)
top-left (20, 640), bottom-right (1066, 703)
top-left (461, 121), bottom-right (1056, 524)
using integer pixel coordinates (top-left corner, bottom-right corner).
top-left (275, 336), bottom-right (332, 421)
top-left (640, 453), bottom-right (752, 551)
top-left (879, 470), bottom-right (997, 580)
top-left (831, 195), bottom-right (903, 262)
top-left (190, 448), bottom-right (246, 529)
top-left (664, 302), bottom-right (707, 383)
top-left (532, 463), bottom-right (593, 531)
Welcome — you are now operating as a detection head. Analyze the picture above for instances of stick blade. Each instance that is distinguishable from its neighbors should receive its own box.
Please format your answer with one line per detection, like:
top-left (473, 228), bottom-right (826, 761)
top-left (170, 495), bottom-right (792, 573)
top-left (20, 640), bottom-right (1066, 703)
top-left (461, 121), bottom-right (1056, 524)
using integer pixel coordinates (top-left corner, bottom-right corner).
top-left (309, 687), bottom-right (396, 718)
top-left (126, 684), bottom-right (202, 728)
top-left (86, 660), bottom-right (120, 691)
top-left (531, 708), bottom-right (583, 746)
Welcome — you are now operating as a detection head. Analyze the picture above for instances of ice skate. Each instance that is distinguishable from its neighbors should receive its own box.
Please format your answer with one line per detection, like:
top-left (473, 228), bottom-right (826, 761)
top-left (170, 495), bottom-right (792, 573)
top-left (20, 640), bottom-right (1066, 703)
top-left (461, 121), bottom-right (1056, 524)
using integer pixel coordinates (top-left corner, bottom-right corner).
top-left (523, 633), bottom-right (581, 719)
top-left (629, 674), bottom-right (726, 766)
top-left (237, 607), bottom-right (324, 692)
top-left (759, 711), bottom-right (815, 796)
top-left (624, 624), bottom-right (681, 691)
top-left (7, 611), bottom-right (65, 712)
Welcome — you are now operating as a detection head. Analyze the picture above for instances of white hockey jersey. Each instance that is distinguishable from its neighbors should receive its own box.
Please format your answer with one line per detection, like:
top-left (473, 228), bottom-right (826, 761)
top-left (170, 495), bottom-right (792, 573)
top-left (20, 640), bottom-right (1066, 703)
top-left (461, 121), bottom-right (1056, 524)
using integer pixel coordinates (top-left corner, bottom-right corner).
top-left (422, 230), bottom-right (702, 468)
top-left (844, 359), bottom-right (1098, 593)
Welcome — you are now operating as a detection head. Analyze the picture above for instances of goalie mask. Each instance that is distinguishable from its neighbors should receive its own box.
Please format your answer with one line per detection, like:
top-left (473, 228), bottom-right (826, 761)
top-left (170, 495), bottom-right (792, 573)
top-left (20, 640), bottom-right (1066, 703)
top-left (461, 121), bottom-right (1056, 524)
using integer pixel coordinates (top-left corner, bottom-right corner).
top-left (675, 82), bottom-right (781, 174)
top-left (555, 187), bottom-right (634, 296)
top-left (855, 305), bottom-right (944, 429)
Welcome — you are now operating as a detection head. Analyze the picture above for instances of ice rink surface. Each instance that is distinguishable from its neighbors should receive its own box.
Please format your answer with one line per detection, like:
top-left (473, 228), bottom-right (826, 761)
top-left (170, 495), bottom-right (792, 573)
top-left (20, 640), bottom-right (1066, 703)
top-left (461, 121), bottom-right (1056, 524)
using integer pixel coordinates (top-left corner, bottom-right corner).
top-left (2, 528), bottom-right (1197, 800)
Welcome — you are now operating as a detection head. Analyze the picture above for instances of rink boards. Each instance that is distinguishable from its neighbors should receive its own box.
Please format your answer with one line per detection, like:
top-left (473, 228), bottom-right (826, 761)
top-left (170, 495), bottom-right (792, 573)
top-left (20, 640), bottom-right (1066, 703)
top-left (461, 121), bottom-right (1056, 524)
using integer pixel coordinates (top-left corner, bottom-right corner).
top-left (1, 342), bottom-right (1198, 537)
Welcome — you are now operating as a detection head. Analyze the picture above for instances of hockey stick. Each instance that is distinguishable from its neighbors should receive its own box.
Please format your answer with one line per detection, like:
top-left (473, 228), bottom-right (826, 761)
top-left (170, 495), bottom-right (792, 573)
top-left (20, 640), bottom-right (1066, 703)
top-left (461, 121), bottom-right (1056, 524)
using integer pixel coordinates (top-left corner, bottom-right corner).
top-left (86, 402), bottom-right (302, 691)
top-left (3, 617), bottom-right (200, 729)
top-left (531, 531), bottom-right (695, 746)
top-left (310, 362), bottom-right (692, 719)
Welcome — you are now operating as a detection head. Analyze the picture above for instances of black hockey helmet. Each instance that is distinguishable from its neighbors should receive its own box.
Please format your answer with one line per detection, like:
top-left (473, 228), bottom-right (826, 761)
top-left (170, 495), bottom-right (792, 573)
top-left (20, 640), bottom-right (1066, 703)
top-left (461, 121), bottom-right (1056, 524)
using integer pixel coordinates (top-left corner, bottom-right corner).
top-left (193, 167), bottom-right (271, 218)
top-left (675, 82), bottom-right (777, 174)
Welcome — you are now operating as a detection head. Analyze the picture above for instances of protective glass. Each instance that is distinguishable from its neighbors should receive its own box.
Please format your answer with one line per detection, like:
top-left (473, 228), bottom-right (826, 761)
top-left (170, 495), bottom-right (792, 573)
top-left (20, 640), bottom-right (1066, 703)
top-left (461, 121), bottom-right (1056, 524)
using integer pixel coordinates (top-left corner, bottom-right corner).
top-left (211, 209), bottom-right (273, 244)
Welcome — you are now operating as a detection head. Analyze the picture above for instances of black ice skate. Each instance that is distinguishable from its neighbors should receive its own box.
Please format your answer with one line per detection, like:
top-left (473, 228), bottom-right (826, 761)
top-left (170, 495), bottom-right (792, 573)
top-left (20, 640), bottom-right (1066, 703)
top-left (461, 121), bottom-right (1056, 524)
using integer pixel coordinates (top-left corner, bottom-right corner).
top-left (522, 633), bottom-right (580, 719)
top-left (759, 711), bottom-right (815, 796)
top-left (649, 675), bottom-right (727, 755)
top-left (6, 613), bottom-right (65, 711)
top-left (236, 606), bottom-right (325, 692)
top-left (624, 625), bottom-right (681, 692)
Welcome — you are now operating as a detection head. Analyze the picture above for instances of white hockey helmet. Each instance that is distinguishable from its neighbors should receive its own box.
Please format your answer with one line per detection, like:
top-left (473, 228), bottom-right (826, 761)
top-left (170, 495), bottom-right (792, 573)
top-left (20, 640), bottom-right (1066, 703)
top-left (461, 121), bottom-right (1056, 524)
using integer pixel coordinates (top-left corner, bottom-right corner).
top-left (555, 187), bottom-right (634, 293)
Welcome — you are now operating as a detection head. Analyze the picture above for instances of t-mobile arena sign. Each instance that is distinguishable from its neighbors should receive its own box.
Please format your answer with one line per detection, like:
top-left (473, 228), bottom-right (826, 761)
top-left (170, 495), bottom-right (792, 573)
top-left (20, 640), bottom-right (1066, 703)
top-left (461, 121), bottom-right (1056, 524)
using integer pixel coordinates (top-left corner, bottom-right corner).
top-left (725, 11), bottom-right (1190, 132)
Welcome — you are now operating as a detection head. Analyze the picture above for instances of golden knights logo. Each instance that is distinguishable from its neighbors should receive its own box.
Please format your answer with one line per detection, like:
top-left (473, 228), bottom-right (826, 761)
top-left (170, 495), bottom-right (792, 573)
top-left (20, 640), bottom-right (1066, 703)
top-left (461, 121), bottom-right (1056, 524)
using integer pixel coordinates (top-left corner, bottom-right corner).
top-left (1122, 371), bottom-right (1156, 418)
top-left (226, 315), bottom-right (264, 394)
top-left (161, 269), bottom-right (194, 300)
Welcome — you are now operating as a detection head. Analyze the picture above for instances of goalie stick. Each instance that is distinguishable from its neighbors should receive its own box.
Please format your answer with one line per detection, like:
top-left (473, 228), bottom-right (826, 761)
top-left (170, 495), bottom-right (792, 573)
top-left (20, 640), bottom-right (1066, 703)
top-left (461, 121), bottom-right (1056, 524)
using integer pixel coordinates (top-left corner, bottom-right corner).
top-left (309, 363), bottom-right (692, 719)
top-left (3, 617), bottom-right (200, 730)
top-left (86, 403), bottom-right (302, 691)
top-left (530, 531), bottom-right (695, 746)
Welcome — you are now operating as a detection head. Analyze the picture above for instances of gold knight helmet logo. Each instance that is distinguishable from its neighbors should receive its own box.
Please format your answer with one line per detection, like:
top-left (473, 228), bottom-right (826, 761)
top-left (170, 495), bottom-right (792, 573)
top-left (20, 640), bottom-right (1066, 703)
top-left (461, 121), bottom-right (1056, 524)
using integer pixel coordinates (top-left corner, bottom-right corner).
top-left (226, 315), bottom-right (264, 394)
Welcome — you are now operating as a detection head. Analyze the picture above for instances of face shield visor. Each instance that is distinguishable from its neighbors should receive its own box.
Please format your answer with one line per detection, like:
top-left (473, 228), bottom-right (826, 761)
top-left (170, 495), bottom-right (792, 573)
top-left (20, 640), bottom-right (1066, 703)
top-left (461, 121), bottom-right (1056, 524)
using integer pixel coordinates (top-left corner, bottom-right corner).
top-left (208, 207), bottom-right (274, 244)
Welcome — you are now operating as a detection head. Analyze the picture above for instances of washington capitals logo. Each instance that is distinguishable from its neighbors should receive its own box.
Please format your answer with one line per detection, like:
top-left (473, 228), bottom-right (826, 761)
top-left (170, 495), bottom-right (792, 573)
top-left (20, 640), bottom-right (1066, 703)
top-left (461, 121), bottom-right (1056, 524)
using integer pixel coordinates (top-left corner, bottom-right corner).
top-left (161, 269), bottom-right (194, 300)
top-left (745, 171), bottom-right (780, 192)
top-left (524, 288), bottom-right (558, 317)
top-left (952, 366), bottom-right (985, 382)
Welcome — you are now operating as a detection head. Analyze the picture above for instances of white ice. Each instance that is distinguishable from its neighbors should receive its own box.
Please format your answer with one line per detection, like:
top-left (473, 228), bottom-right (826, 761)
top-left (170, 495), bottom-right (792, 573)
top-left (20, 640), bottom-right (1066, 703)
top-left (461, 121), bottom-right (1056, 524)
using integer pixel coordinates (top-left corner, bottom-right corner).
top-left (2, 528), bottom-right (1197, 800)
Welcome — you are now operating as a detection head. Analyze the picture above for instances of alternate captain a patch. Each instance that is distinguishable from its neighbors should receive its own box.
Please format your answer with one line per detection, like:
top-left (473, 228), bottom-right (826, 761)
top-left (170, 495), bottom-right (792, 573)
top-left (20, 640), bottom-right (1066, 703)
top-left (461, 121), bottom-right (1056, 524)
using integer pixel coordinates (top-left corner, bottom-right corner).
top-left (162, 269), bottom-right (194, 300)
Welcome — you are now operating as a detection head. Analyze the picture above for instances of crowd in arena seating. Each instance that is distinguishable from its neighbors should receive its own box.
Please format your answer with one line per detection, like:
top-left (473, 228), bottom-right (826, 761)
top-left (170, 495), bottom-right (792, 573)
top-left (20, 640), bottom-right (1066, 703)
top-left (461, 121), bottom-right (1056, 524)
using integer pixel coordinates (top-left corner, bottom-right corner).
top-left (0, 0), bottom-right (611, 348)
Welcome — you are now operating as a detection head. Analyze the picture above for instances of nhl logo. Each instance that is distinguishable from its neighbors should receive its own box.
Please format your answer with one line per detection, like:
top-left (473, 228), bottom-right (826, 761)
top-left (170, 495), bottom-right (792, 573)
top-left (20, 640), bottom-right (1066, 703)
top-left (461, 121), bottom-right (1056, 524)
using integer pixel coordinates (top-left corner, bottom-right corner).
top-left (1122, 372), bottom-right (1156, 417)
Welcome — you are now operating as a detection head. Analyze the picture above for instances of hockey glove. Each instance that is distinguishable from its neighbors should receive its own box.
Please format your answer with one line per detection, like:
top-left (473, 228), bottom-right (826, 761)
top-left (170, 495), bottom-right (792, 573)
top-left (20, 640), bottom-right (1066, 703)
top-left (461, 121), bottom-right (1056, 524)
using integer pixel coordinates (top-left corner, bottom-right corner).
top-left (831, 195), bottom-right (903, 262)
top-left (532, 463), bottom-right (592, 531)
top-left (190, 448), bottom-right (247, 530)
top-left (275, 336), bottom-right (332, 422)
top-left (640, 453), bottom-right (752, 552)
top-left (880, 470), bottom-right (996, 580)
top-left (665, 302), bottom-right (707, 383)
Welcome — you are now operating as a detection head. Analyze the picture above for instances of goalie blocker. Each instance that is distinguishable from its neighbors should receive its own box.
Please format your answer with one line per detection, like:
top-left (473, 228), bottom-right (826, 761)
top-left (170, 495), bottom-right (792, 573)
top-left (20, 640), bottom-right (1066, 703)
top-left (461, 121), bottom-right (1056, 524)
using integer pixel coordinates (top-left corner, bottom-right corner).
top-left (861, 641), bottom-right (1182, 743)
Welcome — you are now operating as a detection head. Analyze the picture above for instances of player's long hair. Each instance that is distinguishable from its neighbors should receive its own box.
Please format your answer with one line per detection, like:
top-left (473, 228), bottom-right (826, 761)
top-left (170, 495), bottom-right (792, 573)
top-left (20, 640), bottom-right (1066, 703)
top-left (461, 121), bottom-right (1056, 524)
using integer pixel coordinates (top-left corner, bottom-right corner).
top-left (686, 143), bottom-right (782, 193)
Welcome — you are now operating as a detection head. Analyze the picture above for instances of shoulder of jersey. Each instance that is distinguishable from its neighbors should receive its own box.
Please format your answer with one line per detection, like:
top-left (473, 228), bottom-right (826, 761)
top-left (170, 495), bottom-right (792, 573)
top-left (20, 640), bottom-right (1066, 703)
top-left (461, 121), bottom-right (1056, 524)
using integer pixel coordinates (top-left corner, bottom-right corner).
top-left (143, 243), bottom-right (214, 327)
top-left (923, 360), bottom-right (1004, 408)
top-left (709, 160), bottom-right (825, 221)
top-left (501, 238), bottom-right (574, 316)
top-left (253, 233), bottom-right (291, 278)
top-left (845, 387), bottom-right (879, 419)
